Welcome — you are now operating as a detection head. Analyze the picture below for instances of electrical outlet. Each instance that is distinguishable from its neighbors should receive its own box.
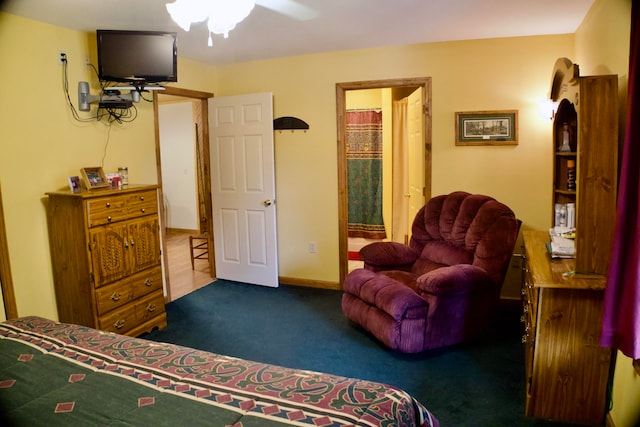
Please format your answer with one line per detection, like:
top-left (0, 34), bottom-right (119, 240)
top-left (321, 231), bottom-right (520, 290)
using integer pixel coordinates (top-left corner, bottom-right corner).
top-left (309, 242), bottom-right (317, 253)
top-left (58, 51), bottom-right (67, 64)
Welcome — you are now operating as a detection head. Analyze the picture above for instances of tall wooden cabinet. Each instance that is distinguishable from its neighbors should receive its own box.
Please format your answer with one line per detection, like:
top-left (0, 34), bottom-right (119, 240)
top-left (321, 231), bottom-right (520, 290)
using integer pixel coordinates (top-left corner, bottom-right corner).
top-left (522, 58), bottom-right (618, 425)
top-left (46, 184), bottom-right (166, 336)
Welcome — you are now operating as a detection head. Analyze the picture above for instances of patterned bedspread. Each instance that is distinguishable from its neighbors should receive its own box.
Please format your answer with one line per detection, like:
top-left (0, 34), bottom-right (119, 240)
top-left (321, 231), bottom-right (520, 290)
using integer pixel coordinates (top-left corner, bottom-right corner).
top-left (0, 317), bottom-right (438, 427)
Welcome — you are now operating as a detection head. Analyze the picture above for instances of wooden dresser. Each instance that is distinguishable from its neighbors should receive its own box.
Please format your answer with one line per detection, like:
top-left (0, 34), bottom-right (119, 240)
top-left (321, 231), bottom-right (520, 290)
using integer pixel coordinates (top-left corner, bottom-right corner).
top-left (522, 230), bottom-right (611, 425)
top-left (46, 184), bottom-right (166, 336)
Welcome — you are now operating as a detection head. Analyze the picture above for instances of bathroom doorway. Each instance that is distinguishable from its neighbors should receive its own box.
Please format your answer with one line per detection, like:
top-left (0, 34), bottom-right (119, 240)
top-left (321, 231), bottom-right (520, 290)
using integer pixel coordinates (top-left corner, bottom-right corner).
top-left (336, 78), bottom-right (432, 283)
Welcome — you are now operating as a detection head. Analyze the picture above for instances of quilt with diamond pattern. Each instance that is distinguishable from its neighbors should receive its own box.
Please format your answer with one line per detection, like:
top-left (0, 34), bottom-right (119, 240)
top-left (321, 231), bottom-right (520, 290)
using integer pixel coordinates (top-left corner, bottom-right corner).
top-left (0, 316), bottom-right (438, 427)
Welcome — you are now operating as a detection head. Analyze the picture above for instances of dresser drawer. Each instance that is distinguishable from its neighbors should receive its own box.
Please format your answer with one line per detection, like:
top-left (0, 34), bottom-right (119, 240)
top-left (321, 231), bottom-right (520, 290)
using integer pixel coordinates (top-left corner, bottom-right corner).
top-left (126, 190), bottom-right (158, 218)
top-left (99, 290), bottom-right (165, 335)
top-left (94, 266), bottom-right (163, 315)
top-left (86, 195), bottom-right (127, 227)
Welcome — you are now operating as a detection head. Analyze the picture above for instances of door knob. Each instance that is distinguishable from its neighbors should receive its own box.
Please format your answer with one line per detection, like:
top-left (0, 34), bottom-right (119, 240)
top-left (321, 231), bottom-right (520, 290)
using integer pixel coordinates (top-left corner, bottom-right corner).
top-left (263, 199), bottom-right (273, 207)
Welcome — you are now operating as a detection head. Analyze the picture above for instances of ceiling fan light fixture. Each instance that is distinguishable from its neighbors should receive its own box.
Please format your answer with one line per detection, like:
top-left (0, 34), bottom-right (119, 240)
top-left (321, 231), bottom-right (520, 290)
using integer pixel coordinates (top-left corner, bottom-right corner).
top-left (166, 0), bottom-right (256, 43)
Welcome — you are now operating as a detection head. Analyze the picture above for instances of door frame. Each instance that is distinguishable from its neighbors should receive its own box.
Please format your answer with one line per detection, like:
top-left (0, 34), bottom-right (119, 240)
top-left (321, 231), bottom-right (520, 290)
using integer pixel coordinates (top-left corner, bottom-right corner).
top-left (0, 183), bottom-right (18, 319)
top-left (336, 77), bottom-right (432, 285)
top-left (154, 86), bottom-right (214, 302)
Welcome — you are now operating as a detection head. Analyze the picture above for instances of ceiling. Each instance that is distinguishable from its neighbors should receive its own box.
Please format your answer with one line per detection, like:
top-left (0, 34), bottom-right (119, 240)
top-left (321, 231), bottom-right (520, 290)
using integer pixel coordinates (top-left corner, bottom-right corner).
top-left (1, 0), bottom-right (595, 66)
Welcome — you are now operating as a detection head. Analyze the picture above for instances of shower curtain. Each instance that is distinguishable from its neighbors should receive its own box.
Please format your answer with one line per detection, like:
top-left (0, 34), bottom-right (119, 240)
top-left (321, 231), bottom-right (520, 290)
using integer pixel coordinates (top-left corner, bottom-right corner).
top-left (346, 109), bottom-right (386, 239)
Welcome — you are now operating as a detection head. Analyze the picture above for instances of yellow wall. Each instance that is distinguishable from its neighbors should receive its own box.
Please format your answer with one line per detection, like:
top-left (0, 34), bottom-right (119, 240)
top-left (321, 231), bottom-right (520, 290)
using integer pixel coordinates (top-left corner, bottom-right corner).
top-left (0, 0), bottom-right (636, 424)
top-left (0, 13), bottom-right (216, 320)
top-left (213, 35), bottom-right (572, 297)
top-left (0, 14), bottom-right (156, 319)
top-left (0, 11), bottom-right (573, 315)
top-left (575, 1), bottom-right (638, 426)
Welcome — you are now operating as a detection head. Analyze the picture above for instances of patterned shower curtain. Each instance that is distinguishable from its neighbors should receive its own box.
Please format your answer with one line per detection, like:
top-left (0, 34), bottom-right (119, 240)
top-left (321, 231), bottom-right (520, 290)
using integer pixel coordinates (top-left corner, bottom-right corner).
top-left (347, 109), bottom-right (386, 239)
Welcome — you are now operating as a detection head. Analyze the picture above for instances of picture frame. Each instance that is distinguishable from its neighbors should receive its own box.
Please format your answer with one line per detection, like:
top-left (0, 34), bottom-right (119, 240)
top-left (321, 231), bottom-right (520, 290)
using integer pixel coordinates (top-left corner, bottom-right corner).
top-left (455, 110), bottom-right (518, 146)
top-left (67, 176), bottom-right (81, 192)
top-left (80, 167), bottom-right (109, 189)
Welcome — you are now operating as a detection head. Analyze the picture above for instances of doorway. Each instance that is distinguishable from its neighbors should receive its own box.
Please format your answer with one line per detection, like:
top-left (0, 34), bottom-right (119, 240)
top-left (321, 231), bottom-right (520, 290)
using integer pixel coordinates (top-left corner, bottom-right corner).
top-left (336, 78), bottom-right (432, 285)
top-left (153, 87), bottom-right (215, 303)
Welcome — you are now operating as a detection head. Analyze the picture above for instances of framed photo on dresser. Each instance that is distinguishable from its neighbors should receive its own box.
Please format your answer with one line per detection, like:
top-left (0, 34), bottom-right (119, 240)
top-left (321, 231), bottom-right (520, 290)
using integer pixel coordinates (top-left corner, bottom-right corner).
top-left (81, 167), bottom-right (109, 189)
top-left (67, 176), bottom-right (81, 192)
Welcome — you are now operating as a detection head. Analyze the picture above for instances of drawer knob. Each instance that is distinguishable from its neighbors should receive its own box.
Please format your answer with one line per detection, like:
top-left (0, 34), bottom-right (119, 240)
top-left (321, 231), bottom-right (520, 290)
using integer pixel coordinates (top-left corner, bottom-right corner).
top-left (107, 216), bottom-right (112, 222)
top-left (114, 319), bottom-right (125, 329)
top-left (144, 278), bottom-right (153, 287)
top-left (147, 303), bottom-right (156, 312)
top-left (140, 196), bottom-right (144, 201)
top-left (110, 292), bottom-right (121, 301)
top-left (106, 202), bottom-right (110, 208)
top-left (141, 208), bottom-right (145, 213)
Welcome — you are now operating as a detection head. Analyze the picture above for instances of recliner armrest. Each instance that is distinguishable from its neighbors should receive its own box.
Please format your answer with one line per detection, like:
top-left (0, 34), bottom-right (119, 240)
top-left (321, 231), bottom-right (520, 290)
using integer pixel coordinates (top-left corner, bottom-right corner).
top-left (360, 242), bottom-right (420, 268)
top-left (416, 264), bottom-right (495, 296)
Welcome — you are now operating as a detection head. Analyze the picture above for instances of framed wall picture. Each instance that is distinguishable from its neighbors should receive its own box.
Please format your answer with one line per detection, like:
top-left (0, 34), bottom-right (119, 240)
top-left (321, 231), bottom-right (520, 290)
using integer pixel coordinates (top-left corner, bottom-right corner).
top-left (455, 110), bottom-right (518, 146)
top-left (81, 167), bottom-right (109, 189)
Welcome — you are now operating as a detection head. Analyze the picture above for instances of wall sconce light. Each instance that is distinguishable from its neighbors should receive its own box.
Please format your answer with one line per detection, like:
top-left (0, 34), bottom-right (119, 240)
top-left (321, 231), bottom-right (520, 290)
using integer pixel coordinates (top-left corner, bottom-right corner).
top-left (538, 98), bottom-right (558, 120)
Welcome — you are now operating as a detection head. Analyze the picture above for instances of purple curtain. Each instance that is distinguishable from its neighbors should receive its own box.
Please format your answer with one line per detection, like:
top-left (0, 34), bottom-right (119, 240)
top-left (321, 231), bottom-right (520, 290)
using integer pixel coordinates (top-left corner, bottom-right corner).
top-left (600, 1), bottom-right (640, 359)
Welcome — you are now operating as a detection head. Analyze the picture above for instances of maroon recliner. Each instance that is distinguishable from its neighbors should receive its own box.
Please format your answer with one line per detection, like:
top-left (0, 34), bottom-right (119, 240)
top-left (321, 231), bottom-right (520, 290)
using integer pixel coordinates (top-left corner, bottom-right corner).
top-left (342, 191), bottom-right (520, 353)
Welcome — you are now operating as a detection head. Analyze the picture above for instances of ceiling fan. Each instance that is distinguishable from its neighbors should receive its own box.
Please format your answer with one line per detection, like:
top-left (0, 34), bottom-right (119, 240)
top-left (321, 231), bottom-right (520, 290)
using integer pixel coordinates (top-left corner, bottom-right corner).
top-left (166, 0), bottom-right (317, 45)
top-left (255, 0), bottom-right (317, 21)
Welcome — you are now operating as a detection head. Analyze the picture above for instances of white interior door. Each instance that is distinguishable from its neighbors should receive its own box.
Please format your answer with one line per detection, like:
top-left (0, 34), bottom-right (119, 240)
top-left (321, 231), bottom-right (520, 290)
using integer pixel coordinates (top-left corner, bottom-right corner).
top-left (209, 93), bottom-right (278, 287)
top-left (407, 88), bottom-right (425, 227)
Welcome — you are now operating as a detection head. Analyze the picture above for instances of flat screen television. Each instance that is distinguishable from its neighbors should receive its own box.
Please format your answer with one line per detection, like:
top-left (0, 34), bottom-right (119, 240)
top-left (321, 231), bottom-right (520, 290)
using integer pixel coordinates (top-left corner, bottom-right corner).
top-left (97, 30), bottom-right (178, 84)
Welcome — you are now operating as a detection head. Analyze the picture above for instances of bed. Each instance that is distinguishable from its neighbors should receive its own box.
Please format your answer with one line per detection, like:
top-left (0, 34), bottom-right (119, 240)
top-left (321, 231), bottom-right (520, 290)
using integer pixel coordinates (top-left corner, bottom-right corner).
top-left (0, 316), bottom-right (439, 427)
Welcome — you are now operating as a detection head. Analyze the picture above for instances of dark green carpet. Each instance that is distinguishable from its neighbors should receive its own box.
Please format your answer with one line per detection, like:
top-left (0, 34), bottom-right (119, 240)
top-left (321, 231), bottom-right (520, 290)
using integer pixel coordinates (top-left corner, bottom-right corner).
top-left (143, 279), bottom-right (576, 426)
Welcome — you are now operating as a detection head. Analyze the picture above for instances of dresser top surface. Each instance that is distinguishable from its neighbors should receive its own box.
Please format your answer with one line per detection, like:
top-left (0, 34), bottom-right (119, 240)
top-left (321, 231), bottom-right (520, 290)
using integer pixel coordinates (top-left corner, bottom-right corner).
top-left (46, 184), bottom-right (158, 199)
top-left (523, 229), bottom-right (607, 290)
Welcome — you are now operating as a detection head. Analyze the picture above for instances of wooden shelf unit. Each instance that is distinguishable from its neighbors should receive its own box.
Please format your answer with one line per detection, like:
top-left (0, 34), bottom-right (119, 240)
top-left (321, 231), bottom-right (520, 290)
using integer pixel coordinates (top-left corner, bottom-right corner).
top-left (550, 58), bottom-right (618, 275)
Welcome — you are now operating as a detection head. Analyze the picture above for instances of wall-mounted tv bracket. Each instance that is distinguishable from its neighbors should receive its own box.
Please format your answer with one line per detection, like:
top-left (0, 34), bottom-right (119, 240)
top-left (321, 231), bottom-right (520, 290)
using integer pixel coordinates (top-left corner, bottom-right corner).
top-left (77, 81), bottom-right (164, 111)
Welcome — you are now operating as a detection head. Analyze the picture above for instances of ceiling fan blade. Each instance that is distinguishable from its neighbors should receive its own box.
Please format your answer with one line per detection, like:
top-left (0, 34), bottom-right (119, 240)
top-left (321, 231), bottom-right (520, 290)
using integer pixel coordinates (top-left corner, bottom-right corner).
top-left (255, 0), bottom-right (317, 21)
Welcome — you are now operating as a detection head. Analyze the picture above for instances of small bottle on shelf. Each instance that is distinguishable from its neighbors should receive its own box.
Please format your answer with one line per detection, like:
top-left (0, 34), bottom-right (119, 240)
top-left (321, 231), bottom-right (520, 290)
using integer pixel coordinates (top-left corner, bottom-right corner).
top-left (567, 203), bottom-right (576, 229)
top-left (567, 159), bottom-right (576, 191)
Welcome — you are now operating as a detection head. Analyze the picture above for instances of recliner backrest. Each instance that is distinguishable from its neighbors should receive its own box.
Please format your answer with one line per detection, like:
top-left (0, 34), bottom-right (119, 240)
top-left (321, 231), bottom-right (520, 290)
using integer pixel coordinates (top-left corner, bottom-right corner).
top-left (409, 191), bottom-right (519, 286)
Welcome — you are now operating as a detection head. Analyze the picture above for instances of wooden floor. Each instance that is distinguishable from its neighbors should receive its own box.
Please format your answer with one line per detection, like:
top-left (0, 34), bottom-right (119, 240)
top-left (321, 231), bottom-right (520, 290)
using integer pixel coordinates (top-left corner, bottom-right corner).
top-left (165, 229), bottom-right (213, 301)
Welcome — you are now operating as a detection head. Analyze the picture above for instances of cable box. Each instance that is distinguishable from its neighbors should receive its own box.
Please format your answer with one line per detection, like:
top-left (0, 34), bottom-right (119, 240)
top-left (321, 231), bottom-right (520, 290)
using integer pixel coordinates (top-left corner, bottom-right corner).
top-left (99, 100), bottom-right (132, 109)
